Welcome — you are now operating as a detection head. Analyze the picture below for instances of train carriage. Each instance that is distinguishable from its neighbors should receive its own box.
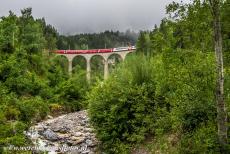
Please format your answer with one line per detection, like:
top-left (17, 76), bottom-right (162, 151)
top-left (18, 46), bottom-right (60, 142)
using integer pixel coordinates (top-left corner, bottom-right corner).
top-left (54, 46), bottom-right (135, 54)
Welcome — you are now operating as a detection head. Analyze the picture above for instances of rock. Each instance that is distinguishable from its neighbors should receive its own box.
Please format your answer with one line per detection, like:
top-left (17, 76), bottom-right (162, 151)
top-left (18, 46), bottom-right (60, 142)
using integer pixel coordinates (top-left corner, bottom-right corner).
top-left (26, 110), bottom-right (98, 153)
top-left (73, 132), bottom-right (83, 137)
top-left (86, 139), bottom-right (98, 147)
top-left (43, 129), bottom-right (59, 141)
top-left (58, 126), bottom-right (70, 133)
top-left (67, 137), bottom-right (84, 146)
top-left (84, 128), bottom-right (93, 133)
top-left (81, 120), bottom-right (88, 126)
top-left (57, 133), bottom-right (71, 139)
top-left (74, 126), bottom-right (84, 132)
top-left (70, 136), bottom-right (85, 144)
top-left (85, 139), bottom-right (93, 146)
top-left (82, 150), bottom-right (91, 154)
top-left (35, 124), bottom-right (48, 133)
top-left (85, 132), bottom-right (91, 137)
top-left (47, 115), bottom-right (53, 119)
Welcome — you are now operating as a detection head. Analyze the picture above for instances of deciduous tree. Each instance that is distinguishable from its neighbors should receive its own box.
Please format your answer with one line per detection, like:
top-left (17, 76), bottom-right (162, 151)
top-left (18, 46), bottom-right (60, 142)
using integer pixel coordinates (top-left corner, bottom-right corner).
top-left (208, 0), bottom-right (228, 151)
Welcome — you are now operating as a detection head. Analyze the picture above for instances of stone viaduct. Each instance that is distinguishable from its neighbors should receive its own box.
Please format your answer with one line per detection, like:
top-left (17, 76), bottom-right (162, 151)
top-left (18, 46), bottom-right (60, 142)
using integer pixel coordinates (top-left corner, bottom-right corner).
top-left (55, 50), bottom-right (134, 81)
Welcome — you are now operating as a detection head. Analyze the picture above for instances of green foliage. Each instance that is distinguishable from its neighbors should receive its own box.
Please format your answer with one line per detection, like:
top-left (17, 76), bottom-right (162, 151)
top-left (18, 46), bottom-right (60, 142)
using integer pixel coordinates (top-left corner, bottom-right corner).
top-left (57, 30), bottom-right (138, 50)
top-left (88, 82), bottom-right (153, 152)
top-left (19, 96), bottom-right (49, 122)
top-left (56, 70), bottom-right (89, 112)
top-left (0, 11), bottom-right (18, 53)
top-left (88, 54), bottom-right (168, 153)
top-left (166, 0), bottom-right (213, 50)
top-left (133, 1), bottom-right (230, 151)
top-left (90, 56), bottom-right (105, 82)
top-left (0, 9), bottom-right (88, 147)
top-left (0, 0), bottom-right (229, 153)
top-left (107, 54), bottom-right (154, 86)
top-left (157, 50), bottom-right (216, 132)
top-left (136, 31), bottom-right (151, 55)
top-left (137, 0), bottom-right (227, 57)
top-left (179, 123), bottom-right (220, 154)
top-left (88, 49), bottom-right (225, 153)
top-left (0, 121), bottom-right (27, 146)
top-left (19, 8), bottom-right (46, 54)
top-left (87, 0), bottom-right (230, 153)
top-left (154, 49), bottom-right (223, 152)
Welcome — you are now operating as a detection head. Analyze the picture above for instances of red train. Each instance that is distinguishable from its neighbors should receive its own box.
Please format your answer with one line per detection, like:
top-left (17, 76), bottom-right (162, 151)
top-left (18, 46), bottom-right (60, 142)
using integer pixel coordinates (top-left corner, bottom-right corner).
top-left (54, 49), bottom-right (113, 54)
top-left (54, 46), bottom-right (136, 54)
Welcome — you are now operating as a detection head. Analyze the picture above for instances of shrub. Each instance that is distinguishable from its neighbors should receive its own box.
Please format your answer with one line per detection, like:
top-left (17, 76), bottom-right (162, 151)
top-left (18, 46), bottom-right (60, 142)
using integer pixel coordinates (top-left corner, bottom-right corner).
top-left (56, 70), bottom-right (89, 111)
top-left (88, 50), bottom-right (222, 153)
top-left (18, 96), bottom-right (49, 122)
top-left (153, 49), bottom-right (222, 153)
top-left (156, 49), bottom-right (216, 132)
top-left (49, 103), bottom-right (64, 115)
top-left (179, 122), bottom-right (220, 154)
top-left (0, 121), bottom-right (27, 146)
top-left (88, 81), bottom-right (153, 152)
top-left (88, 54), bottom-right (168, 153)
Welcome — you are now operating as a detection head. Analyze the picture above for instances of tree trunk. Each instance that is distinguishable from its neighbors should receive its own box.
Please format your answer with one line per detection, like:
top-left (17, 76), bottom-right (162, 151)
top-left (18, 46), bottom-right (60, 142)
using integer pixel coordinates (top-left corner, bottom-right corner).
top-left (209, 0), bottom-right (228, 151)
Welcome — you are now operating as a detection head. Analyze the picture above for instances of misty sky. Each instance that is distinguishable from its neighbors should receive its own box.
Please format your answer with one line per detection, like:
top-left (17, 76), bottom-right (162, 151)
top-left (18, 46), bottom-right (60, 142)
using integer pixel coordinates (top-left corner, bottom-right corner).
top-left (0, 0), bottom-right (190, 34)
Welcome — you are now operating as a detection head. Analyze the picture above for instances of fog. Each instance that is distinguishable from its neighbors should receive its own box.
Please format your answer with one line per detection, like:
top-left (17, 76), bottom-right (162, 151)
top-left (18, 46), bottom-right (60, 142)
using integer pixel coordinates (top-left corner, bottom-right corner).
top-left (0, 0), bottom-right (190, 34)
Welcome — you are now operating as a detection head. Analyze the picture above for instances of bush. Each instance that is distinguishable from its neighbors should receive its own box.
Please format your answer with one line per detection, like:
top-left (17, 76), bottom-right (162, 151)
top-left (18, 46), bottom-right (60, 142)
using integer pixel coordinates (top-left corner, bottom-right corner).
top-left (155, 49), bottom-right (216, 132)
top-left (18, 96), bottom-right (49, 122)
top-left (113, 54), bottom-right (154, 85)
top-left (88, 81), bottom-right (153, 152)
top-left (49, 103), bottom-right (63, 115)
top-left (0, 121), bottom-right (27, 146)
top-left (88, 50), bottom-right (222, 153)
top-left (153, 49), bottom-right (223, 153)
top-left (56, 70), bottom-right (89, 112)
top-left (88, 54), bottom-right (168, 153)
top-left (179, 122), bottom-right (220, 154)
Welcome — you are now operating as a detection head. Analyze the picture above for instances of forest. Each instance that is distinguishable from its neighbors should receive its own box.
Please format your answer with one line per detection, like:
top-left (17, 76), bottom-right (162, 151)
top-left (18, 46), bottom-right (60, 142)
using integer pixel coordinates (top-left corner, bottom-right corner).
top-left (57, 30), bottom-right (138, 50)
top-left (0, 0), bottom-right (230, 153)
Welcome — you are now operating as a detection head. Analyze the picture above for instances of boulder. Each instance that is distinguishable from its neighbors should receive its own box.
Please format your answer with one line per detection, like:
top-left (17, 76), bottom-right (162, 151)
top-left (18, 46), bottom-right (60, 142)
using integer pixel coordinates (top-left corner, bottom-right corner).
top-left (43, 129), bottom-right (59, 141)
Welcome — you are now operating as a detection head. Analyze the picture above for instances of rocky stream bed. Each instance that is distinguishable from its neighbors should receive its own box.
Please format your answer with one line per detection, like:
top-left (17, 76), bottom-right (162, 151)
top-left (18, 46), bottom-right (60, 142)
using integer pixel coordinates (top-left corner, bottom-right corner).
top-left (25, 110), bottom-right (98, 154)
